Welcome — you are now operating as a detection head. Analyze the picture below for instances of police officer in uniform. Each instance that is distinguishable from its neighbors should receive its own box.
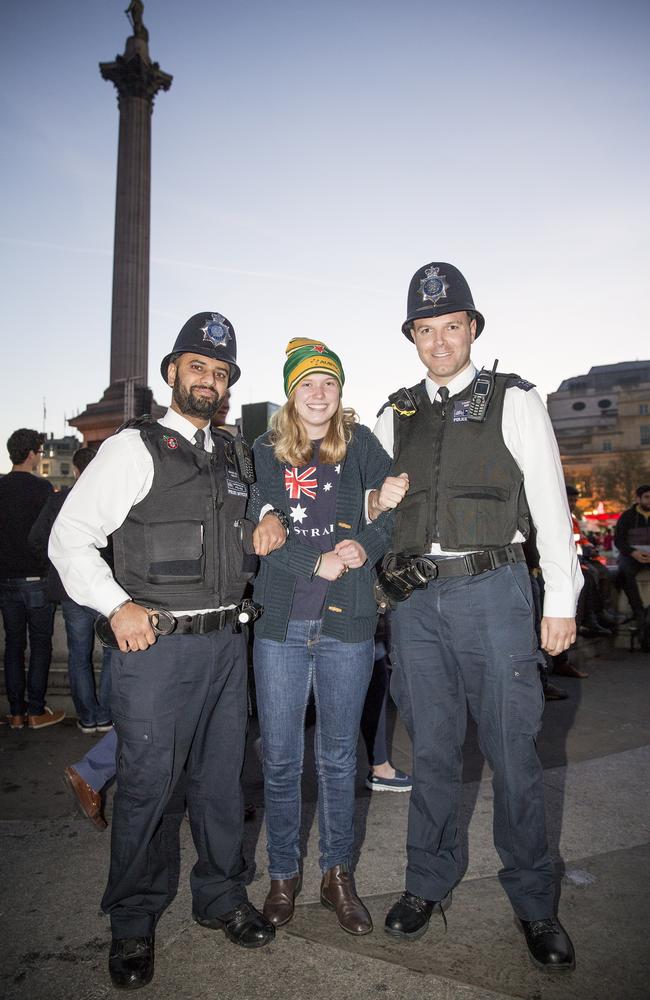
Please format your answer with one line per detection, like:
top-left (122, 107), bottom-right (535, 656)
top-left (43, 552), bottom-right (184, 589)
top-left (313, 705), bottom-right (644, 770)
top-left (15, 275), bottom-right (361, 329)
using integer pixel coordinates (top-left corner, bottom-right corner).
top-left (368, 264), bottom-right (583, 971)
top-left (50, 313), bottom-right (284, 989)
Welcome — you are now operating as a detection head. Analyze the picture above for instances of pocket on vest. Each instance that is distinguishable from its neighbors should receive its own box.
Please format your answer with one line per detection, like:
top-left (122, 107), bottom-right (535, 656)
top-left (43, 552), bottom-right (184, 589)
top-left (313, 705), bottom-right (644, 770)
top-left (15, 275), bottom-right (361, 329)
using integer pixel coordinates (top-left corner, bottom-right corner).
top-left (393, 488), bottom-right (428, 554)
top-left (146, 520), bottom-right (205, 584)
top-left (444, 484), bottom-right (512, 548)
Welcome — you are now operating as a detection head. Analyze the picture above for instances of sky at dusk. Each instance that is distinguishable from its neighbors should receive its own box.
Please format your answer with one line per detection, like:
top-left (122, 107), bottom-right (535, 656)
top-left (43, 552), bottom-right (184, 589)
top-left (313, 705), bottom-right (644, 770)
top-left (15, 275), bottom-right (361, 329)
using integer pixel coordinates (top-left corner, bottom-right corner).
top-left (1, 0), bottom-right (649, 471)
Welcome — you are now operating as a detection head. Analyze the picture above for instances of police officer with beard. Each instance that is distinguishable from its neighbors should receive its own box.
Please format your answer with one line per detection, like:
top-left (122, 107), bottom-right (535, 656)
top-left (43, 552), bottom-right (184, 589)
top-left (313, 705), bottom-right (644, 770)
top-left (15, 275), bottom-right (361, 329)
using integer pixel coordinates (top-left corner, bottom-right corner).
top-left (50, 313), bottom-right (285, 990)
top-left (368, 264), bottom-right (583, 971)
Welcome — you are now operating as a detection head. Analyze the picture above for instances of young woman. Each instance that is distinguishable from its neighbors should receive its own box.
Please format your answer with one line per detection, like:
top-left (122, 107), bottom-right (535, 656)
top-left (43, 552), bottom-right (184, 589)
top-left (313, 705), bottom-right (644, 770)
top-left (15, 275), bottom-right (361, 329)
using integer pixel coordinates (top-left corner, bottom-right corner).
top-left (248, 338), bottom-right (394, 936)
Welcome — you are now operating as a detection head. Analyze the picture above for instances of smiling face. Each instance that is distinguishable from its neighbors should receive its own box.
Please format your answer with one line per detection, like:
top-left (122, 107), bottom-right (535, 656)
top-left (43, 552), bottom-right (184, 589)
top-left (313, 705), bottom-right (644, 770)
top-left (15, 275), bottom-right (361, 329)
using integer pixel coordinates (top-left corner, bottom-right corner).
top-left (167, 353), bottom-right (230, 427)
top-left (292, 373), bottom-right (341, 439)
top-left (410, 311), bottom-right (476, 385)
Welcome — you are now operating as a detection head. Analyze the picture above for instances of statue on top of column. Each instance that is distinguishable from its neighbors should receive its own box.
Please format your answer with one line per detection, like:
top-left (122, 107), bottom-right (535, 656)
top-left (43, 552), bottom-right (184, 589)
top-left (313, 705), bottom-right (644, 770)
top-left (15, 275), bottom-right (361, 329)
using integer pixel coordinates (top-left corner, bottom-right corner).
top-left (125, 1), bottom-right (149, 41)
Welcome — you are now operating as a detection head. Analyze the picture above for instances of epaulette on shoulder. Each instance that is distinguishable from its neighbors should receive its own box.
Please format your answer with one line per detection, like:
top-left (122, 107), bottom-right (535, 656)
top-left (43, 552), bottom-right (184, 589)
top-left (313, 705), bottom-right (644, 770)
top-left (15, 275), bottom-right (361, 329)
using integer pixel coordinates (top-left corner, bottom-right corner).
top-left (211, 425), bottom-right (235, 444)
top-left (376, 382), bottom-right (423, 418)
top-left (502, 374), bottom-right (536, 392)
top-left (115, 413), bottom-right (156, 434)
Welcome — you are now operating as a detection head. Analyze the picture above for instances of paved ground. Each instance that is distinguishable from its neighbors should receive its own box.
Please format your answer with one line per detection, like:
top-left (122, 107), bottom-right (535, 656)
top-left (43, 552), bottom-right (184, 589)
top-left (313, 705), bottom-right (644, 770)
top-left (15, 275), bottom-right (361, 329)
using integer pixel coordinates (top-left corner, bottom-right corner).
top-left (1, 639), bottom-right (649, 1000)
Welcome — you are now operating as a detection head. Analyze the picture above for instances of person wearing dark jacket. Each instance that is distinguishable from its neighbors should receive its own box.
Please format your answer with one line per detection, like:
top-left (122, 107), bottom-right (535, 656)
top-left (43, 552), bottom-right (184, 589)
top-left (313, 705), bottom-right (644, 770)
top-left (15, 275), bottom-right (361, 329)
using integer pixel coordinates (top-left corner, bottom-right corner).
top-left (615, 484), bottom-right (650, 627)
top-left (0, 428), bottom-right (63, 730)
top-left (29, 447), bottom-right (112, 733)
top-left (247, 338), bottom-right (396, 936)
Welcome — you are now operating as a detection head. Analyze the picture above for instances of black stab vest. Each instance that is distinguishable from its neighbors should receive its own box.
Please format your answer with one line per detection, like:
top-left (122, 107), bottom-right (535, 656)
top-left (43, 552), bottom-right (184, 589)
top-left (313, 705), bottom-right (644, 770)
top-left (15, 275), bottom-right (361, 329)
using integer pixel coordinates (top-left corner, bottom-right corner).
top-left (111, 423), bottom-right (256, 610)
top-left (390, 376), bottom-right (531, 554)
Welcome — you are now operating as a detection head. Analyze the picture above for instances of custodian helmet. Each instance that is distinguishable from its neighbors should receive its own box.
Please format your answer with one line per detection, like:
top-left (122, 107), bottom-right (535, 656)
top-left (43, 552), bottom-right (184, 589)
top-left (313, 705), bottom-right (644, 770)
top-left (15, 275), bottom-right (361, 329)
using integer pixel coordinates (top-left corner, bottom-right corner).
top-left (160, 311), bottom-right (241, 386)
top-left (402, 262), bottom-right (485, 340)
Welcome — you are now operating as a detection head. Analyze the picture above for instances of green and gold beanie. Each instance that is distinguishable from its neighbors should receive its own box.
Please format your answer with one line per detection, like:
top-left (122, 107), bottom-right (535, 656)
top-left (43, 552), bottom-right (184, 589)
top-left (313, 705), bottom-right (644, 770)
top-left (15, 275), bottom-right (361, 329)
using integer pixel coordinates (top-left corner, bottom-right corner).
top-left (283, 338), bottom-right (345, 397)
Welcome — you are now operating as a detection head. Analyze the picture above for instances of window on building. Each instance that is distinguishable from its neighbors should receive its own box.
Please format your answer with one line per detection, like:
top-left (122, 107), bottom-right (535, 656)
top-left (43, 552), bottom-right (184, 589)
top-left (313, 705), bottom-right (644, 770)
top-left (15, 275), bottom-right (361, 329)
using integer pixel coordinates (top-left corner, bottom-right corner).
top-left (602, 441), bottom-right (612, 452)
top-left (641, 426), bottom-right (650, 446)
top-left (60, 463), bottom-right (70, 475)
top-left (640, 404), bottom-right (649, 415)
top-left (571, 401), bottom-right (586, 411)
top-left (41, 463), bottom-right (50, 474)
top-left (597, 399), bottom-right (613, 409)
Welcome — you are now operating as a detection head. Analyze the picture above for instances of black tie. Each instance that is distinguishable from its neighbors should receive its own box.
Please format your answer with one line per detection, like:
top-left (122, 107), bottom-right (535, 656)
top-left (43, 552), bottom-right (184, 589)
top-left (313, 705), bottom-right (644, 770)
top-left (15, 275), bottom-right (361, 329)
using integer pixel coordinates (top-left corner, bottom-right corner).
top-left (438, 386), bottom-right (449, 412)
top-left (194, 428), bottom-right (206, 450)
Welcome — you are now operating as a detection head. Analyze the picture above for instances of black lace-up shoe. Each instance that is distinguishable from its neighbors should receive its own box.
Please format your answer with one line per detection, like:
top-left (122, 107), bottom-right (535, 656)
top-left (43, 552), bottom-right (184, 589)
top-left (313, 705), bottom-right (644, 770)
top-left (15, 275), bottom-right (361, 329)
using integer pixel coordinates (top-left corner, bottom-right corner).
top-left (384, 890), bottom-right (452, 940)
top-left (108, 936), bottom-right (154, 990)
top-left (520, 917), bottom-right (575, 971)
top-left (193, 900), bottom-right (275, 948)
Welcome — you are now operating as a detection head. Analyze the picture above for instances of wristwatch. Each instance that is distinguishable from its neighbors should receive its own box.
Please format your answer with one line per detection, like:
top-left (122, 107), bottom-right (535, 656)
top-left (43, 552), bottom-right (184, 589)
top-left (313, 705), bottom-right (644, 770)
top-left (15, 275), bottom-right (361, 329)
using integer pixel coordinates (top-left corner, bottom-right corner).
top-left (268, 507), bottom-right (290, 534)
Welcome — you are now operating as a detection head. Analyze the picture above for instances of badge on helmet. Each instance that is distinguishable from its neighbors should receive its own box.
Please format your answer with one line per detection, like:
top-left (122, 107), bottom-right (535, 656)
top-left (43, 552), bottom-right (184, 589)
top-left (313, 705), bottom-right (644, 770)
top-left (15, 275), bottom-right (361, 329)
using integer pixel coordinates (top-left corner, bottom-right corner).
top-left (402, 262), bottom-right (485, 340)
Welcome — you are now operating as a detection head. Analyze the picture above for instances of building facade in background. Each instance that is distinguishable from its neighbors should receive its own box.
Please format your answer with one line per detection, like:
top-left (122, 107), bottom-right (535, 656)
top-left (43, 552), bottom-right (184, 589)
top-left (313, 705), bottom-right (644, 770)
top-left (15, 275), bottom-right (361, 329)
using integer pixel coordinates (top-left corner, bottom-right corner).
top-left (547, 361), bottom-right (650, 509)
top-left (38, 434), bottom-right (82, 490)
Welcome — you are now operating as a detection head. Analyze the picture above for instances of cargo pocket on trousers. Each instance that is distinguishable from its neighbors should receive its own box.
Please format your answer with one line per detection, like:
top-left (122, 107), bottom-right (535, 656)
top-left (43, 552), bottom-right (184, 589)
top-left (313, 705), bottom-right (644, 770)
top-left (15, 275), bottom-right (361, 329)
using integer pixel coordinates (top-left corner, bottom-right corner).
top-left (115, 715), bottom-right (169, 799)
top-left (508, 654), bottom-right (545, 738)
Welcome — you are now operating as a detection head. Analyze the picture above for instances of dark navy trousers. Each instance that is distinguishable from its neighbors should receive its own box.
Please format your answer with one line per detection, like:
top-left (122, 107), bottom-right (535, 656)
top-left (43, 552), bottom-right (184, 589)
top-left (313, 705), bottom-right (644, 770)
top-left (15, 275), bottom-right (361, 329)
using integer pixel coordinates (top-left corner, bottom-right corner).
top-left (390, 562), bottom-right (555, 921)
top-left (101, 628), bottom-right (249, 938)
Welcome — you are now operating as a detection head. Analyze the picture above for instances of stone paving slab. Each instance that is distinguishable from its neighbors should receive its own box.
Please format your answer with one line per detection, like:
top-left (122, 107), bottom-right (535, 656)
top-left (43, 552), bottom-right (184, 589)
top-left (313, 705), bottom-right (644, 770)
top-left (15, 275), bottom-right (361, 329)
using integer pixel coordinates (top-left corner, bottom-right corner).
top-left (286, 842), bottom-right (650, 1000)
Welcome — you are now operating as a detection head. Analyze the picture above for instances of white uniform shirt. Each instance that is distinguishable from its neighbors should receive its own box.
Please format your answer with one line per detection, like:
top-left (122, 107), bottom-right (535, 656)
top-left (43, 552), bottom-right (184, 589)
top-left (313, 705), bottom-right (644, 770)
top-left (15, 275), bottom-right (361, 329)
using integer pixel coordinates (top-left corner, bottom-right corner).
top-left (373, 363), bottom-right (583, 619)
top-left (49, 408), bottom-right (221, 618)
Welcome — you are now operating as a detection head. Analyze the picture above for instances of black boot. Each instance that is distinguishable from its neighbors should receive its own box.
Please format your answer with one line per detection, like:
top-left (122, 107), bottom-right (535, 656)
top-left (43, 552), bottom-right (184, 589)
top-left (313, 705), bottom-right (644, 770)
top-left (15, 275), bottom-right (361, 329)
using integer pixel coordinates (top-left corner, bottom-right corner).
top-left (520, 917), bottom-right (575, 971)
top-left (108, 936), bottom-right (155, 990)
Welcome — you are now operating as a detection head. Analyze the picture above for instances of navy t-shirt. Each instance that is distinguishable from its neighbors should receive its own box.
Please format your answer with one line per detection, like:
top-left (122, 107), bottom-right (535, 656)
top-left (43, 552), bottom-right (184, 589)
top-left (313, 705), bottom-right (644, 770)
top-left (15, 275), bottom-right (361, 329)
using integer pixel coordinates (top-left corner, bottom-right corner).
top-left (286, 440), bottom-right (340, 620)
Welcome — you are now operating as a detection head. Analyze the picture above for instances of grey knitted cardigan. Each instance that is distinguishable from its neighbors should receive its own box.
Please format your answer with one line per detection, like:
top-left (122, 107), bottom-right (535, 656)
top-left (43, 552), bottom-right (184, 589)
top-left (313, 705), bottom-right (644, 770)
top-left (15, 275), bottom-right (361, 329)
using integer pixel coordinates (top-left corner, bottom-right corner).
top-left (247, 423), bottom-right (393, 643)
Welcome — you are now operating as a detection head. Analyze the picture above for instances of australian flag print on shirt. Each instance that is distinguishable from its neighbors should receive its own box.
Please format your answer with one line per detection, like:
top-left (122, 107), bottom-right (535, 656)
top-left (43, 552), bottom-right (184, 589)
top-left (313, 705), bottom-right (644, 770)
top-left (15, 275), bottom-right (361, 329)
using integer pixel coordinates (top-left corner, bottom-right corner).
top-left (285, 441), bottom-right (340, 620)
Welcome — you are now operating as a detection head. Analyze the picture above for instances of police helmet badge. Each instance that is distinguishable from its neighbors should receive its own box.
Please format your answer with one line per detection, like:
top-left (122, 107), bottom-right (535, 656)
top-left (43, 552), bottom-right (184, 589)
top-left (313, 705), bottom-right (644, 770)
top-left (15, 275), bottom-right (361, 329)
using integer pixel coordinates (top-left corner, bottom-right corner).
top-left (419, 266), bottom-right (449, 305)
top-left (201, 313), bottom-right (232, 348)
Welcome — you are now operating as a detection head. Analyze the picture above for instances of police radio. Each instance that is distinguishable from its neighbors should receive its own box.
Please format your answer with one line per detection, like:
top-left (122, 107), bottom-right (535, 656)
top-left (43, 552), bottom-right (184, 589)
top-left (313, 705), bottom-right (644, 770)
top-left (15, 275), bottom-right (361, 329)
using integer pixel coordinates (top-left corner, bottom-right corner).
top-left (231, 433), bottom-right (256, 484)
top-left (468, 360), bottom-right (498, 423)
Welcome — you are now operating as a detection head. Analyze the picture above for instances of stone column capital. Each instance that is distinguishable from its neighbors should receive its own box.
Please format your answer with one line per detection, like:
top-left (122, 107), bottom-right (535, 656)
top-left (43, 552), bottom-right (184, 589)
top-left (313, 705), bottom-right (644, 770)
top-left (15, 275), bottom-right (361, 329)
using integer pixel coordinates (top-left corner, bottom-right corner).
top-left (100, 53), bottom-right (172, 109)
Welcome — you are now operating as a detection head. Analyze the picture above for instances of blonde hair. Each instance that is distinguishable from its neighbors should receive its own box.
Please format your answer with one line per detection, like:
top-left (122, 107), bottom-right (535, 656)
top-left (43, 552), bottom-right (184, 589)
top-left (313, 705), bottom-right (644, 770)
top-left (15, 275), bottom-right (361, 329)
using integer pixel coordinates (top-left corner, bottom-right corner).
top-left (269, 396), bottom-right (358, 466)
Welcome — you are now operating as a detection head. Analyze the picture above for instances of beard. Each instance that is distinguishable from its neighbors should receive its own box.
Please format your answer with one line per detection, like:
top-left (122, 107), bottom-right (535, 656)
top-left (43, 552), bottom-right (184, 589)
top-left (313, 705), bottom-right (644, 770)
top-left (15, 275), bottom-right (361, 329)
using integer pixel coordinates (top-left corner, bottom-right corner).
top-left (173, 374), bottom-right (222, 419)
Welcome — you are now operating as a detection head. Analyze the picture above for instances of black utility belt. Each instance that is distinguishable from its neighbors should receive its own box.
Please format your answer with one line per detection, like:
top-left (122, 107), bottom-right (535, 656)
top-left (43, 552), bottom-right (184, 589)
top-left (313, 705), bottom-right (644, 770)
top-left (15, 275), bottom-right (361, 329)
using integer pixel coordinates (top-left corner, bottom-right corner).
top-left (375, 544), bottom-right (525, 612)
top-left (2, 576), bottom-right (44, 583)
top-left (174, 607), bottom-right (242, 635)
top-left (424, 543), bottom-right (525, 579)
top-left (95, 599), bottom-right (263, 649)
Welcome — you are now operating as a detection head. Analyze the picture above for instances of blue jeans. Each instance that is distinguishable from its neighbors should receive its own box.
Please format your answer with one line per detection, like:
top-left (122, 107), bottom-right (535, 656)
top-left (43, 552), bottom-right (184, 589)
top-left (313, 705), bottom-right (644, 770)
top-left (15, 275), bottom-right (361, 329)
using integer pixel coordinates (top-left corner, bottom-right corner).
top-left (254, 620), bottom-right (374, 878)
top-left (61, 600), bottom-right (112, 727)
top-left (1, 579), bottom-right (55, 716)
top-left (74, 727), bottom-right (118, 791)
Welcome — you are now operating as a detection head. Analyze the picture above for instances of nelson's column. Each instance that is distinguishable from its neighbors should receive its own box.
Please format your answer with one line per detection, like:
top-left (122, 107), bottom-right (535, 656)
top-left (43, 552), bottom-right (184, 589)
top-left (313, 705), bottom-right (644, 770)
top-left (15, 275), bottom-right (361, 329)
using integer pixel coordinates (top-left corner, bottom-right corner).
top-left (70, 1), bottom-right (172, 446)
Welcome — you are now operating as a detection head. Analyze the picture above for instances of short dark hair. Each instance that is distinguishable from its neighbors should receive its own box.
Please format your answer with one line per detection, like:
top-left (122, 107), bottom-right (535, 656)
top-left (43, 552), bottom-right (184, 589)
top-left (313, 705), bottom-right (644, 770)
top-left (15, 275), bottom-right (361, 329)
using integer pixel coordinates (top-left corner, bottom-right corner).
top-left (404, 311), bottom-right (476, 338)
top-left (637, 484), bottom-right (650, 497)
top-left (7, 428), bottom-right (44, 465)
top-left (72, 447), bottom-right (97, 475)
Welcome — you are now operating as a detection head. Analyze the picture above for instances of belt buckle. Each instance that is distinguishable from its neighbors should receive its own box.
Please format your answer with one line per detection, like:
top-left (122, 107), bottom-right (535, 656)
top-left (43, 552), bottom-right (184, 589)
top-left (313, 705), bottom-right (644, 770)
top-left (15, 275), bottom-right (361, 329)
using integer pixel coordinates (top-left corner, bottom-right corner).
top-left (463, 553), bottom-right (478, 575)
top-left (191, 613), bottom-right (207, 636)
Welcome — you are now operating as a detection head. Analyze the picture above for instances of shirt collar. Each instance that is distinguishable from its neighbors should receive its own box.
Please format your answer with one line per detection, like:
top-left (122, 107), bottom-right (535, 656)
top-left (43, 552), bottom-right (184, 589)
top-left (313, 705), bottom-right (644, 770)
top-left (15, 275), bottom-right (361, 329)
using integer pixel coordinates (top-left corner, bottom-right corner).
top-left (159, 408), bottom-right (213, 452)
top-left (424, 362), bottom-right (477, 403)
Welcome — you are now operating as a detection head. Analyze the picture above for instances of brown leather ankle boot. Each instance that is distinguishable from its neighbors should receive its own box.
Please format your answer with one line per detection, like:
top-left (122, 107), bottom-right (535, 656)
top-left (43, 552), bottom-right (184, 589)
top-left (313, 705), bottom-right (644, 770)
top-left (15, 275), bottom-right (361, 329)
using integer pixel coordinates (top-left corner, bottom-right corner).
top-left (262, 875), bottom-right (302, 927)
top-left (320, 864), bottom-right (372, 935)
